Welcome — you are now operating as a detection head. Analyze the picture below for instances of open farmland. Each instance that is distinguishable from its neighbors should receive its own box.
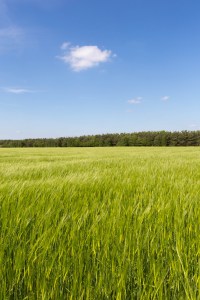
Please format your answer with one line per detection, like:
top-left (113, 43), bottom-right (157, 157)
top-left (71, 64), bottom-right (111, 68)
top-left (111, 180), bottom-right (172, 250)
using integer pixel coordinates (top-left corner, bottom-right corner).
top-left (0, 147), bottom-right (199, 299)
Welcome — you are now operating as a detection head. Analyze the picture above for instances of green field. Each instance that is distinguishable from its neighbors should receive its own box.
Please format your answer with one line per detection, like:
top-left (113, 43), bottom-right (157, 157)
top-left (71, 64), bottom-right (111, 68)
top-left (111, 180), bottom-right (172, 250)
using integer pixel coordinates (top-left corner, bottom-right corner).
top-left (0, 147), bottom-right (199, 299)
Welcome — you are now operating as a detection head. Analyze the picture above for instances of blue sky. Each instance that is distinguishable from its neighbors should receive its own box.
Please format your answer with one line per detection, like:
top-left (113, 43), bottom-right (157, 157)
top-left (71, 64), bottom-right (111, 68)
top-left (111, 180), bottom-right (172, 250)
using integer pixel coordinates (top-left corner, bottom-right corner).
top-left (0, 0), bottom-right (200, 139)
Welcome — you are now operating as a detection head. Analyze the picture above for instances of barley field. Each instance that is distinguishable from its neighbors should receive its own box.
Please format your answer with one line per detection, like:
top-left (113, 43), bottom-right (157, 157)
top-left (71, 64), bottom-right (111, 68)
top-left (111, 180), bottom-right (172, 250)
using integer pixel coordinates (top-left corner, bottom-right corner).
top-left (0, 147), bottom-right (199, 299)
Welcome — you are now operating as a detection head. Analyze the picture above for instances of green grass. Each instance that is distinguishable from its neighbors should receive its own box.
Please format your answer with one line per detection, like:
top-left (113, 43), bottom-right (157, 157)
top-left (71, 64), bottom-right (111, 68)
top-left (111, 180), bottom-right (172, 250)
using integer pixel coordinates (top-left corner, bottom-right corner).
top-left (0, 147), bottom-right (199, 299)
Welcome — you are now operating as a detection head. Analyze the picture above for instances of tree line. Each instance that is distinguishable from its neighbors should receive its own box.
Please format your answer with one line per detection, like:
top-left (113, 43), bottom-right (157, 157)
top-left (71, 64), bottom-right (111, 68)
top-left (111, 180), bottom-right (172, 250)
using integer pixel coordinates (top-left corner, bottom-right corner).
top-left (0, 131), bottom-right (200, 147)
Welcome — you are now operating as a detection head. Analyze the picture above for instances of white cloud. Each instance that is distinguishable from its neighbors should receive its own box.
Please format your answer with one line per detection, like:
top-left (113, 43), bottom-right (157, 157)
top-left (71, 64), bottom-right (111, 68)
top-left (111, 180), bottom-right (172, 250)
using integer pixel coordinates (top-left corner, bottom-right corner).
top-left (128, 97), bottom-right (142, 104)
top-left (2, 87), bottom-right (32, 94)
top-left (161, 96), bottom-right (170, 101)
top-left (59, 44), bottom-right (112, 71)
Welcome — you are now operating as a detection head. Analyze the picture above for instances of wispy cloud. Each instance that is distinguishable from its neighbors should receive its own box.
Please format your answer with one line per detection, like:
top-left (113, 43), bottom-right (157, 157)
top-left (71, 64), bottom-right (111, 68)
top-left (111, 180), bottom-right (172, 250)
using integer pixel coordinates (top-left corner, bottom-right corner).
top-left (0, 26), bottom-right (24, 40)
top-left (189, 124), bottom-right (199, 130)
top-left (0, 25), bottom-right (25, 53)
top-left (58, 42), bottom-right (113, 71)
top-left (7, 0), bottom-right (64, 9)
top-left (2, 87), bottom-right (33, 94)
top-left (161, 96), bottom-right (170, 101)
top-left (128, 97), bottom-right (142, 104)
top-left (0, 0), bottom-right (8, 21)
top-left (0, 0), bottom-right (25, 53)
top-left (60, 42), bottom-right (70, 50)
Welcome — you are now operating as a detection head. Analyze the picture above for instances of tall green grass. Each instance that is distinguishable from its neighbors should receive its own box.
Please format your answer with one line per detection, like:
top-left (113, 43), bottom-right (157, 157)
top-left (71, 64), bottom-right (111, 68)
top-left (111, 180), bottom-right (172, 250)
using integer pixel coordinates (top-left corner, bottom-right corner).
top-left (0, 147), bottom-right (199, 299)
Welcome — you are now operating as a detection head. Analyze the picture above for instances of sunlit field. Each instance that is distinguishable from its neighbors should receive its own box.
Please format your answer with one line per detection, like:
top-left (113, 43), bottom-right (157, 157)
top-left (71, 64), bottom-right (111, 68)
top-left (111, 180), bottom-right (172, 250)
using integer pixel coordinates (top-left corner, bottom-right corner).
top-left (0, 147), bottom-right (199, 299)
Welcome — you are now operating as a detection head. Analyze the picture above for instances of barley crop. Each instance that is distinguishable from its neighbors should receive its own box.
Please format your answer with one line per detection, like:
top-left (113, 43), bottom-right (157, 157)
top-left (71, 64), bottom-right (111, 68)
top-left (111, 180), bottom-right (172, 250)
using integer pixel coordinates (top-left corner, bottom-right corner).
top-left (0, 147), bottom-right (199, 299)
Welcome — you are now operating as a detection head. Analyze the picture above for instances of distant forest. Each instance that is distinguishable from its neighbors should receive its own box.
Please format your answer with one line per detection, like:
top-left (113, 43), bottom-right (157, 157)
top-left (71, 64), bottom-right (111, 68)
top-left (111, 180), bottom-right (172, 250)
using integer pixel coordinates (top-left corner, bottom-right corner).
top-left (1, 131), bottom-right (200, 147)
